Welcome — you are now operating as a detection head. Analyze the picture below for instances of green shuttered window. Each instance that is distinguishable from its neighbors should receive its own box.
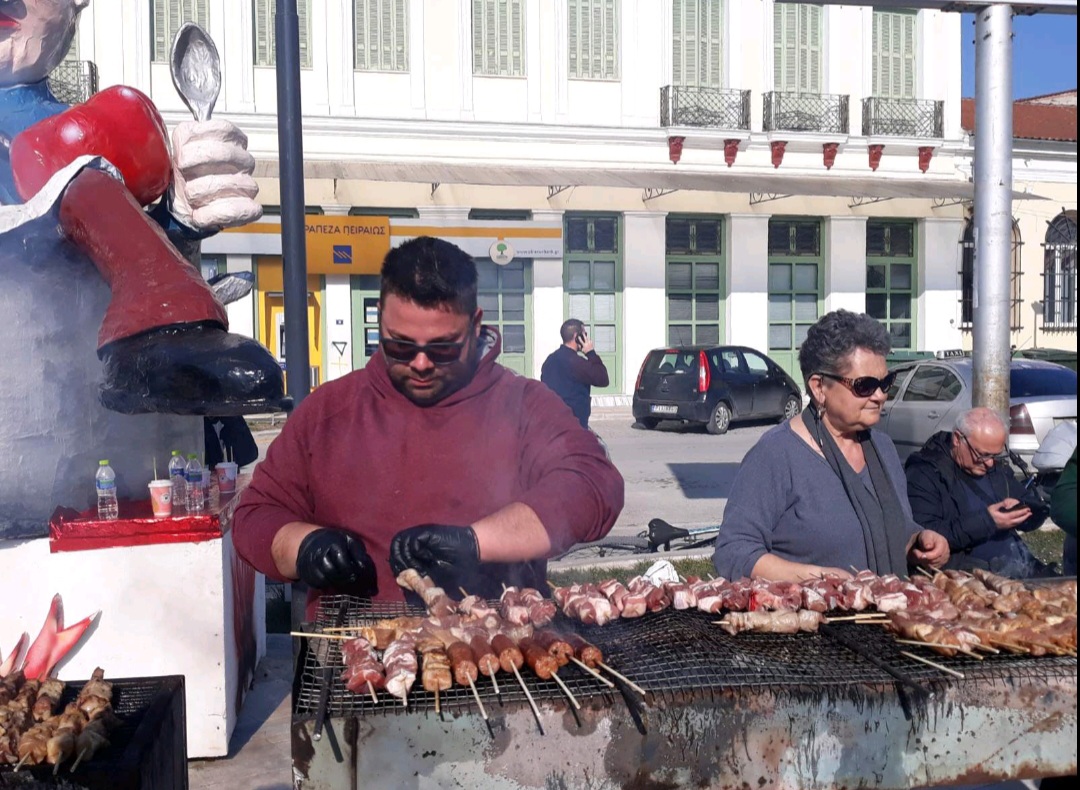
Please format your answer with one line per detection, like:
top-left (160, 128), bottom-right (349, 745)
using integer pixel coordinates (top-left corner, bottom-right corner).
top-left (568, 0), bottom-right (620, 80)
top-left (254, 0), bottom-right (313, 69)
top-left (473, 0), bottom-right (526, 76)
top-left (773, 2), bottom-right (822, 93)
top-left (673, 0), bottom-right (723, 88)
top-left (355, 0), bottom-right (409, 72)
top-left (872, 10), bottom-right (917, 99)
top-left (151, 0), bottom-right (210, 63)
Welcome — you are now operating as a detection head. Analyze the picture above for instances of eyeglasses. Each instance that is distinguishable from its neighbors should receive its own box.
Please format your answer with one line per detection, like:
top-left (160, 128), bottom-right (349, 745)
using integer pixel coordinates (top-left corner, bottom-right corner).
top-left (957, 432), bottom-right (1010, 466)
top-left (380, 337), bottom-right (468, 366)
top-left (817, 371), bottom-right (897, 398)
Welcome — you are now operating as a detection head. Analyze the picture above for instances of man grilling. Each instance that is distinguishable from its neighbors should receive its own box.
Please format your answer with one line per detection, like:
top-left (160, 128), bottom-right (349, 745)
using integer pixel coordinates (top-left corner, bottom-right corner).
top-left (904, 407), bottom-right (1050, 578)
top-left (233, 237), bottom-right (625, 614)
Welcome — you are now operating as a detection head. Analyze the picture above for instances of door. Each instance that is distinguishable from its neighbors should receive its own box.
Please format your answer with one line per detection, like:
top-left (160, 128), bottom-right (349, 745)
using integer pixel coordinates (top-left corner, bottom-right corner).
top-left (712, 349), bottom-right (754, 416)
top-left (350, 274), bottom-right (382, 369)
top-left (886, 363), bottom-right (964, 460)
top-left (476, 258), bottom-right (532, 376)
top-left (565, 215), bottom-right (622, 392)
top-left (743, 349), bottom-right (787, 417)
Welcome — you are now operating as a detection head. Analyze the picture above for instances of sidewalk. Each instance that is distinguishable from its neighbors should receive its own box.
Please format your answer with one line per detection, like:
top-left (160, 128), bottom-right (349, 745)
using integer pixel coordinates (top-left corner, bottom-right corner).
top-left (187, 634), bottom-right (293, 790)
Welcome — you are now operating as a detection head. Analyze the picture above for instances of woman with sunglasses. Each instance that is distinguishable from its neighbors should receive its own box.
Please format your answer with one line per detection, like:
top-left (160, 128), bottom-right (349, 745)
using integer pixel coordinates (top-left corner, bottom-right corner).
top-left (712, 310), bottom-right (949, 582)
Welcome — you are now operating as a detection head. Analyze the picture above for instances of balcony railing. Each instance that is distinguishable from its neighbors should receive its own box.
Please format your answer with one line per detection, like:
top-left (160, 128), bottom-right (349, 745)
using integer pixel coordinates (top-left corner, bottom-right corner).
top-left (660, 86), bottom-right (751, 131)
top-left (763, 92), bottom-right (849, 135)
top-left (863, 97), bottom-right (944, 138)
top-left (47, 60), bottom-right (99, 105)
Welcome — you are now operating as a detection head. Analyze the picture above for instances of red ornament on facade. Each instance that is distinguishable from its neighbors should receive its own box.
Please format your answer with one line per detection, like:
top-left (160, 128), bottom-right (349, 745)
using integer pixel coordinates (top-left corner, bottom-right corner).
top-left (668, 136), bottom-right (686, 164)
top-left (770, 140), bottom-right (787, 169)
top-left (918, 146), bottom-right (935, 173)
top-left (724, 139), bottom-right (740, 167)
top-left (822, 142), bottom-right (839, 170)
top-left (868, 144), bottom-right (885, 172)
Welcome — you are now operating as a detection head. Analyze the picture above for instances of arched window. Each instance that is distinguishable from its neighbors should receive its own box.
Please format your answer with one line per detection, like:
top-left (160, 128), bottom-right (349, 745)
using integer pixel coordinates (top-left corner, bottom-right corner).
top-left (959, 217), bottom-right (1023, 330)
top-left (1043, 211), bottom-right (1078, 328)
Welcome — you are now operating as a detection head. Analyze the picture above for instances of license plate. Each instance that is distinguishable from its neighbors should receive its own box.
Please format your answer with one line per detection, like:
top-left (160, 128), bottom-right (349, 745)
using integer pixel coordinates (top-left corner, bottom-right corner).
top-left (651, 404), bottom-right (678, 415)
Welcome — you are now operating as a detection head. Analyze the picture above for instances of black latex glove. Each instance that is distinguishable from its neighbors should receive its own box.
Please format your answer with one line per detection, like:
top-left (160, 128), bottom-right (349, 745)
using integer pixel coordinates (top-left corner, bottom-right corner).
top-left (295, 528), bottom-right (378, 596)
top-left (389, 524), bottom-right (481, 580)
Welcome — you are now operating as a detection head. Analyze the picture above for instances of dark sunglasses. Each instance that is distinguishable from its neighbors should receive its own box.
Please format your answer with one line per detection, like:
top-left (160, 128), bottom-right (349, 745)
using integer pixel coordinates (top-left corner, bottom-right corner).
top-left (957, 432), bottom-right (1010, 465)
top-left (817, 371), bottom-right (897, 398)
top-left (380, 337), bottom-right (468, 366)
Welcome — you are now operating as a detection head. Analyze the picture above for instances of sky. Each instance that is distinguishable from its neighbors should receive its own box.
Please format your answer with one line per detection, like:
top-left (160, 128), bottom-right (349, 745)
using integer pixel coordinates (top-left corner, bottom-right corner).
top-left (961, 13), bottom-right (1078, 99)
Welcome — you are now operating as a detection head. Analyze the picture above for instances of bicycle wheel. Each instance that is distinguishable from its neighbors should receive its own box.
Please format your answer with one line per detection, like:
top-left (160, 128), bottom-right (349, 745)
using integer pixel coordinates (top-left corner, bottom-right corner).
top-left (551, 535), bottom-right (651, 563)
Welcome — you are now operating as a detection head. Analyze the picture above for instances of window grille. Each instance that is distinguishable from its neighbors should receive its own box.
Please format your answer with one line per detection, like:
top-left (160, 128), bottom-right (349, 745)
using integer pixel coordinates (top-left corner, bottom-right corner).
top-left (672, 0), bottom-right (723, 89)
top-left (959, 217), bottom-right (1024, 331)
top-left (1042, 211), bottom-right (1078, 329)
top-left (355, 0), bottom-right (409, 72)
top-left (568, 0), bottom-right (620, 80)
top-left (472, 0), bottom-right (525, 76)
top-left (773, 2), bottom-right (822, 93)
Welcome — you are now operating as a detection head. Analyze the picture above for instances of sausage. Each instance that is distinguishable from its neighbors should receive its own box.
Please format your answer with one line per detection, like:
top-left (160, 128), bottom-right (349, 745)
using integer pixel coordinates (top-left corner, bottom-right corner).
top-left (490, 634), bottom-right (523, 673)
top-left (518, 637), bottom-right (558, 680)
top-left (533, 630), bottom-right (573, 667)
top-left (563, 633), bottom-right (603, 668)
top-left (446, 641), bottom-right (479, 687)
top-left (469, 635), bottom-right (501, 678)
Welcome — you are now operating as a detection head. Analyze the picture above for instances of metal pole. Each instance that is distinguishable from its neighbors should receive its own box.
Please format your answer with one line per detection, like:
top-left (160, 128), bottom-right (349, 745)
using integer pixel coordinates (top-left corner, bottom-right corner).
top-left (276, 0), bottom-right (310, 408)
top-left (971, 4), bottom-right (1013, 425)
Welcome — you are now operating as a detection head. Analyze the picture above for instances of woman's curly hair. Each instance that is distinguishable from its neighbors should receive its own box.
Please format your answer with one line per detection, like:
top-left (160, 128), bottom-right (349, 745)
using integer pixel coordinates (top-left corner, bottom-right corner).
top-left (798, 309), bottom-right (891, 385)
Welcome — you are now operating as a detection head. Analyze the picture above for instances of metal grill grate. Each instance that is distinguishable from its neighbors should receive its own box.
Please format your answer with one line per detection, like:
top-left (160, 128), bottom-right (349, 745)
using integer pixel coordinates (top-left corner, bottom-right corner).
top-left (294, 596), bottom-right (1077, 719)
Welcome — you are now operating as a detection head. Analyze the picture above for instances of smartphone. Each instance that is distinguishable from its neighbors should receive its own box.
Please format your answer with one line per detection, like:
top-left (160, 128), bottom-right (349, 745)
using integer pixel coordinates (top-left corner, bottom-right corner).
top-left (575, 332), bottom-right (586, 351)
top-left (1001, 502), bottom-right (1029, 513)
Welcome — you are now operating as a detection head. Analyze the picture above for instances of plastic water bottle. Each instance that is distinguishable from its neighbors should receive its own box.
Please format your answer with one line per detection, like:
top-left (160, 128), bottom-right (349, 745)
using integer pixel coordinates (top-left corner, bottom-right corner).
top-left (185, 454), bottom-right (205, 513)
top-left (168, 450), bottom-right (187, 510)
top-left (95, 460), bottom-right (119, 521)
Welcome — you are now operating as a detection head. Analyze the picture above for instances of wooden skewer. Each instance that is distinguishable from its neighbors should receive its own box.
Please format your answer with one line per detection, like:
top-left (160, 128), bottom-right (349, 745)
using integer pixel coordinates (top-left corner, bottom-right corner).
top-left (466, 676), bottom-right (489, 720)
top-left (54, 761), bottom-right (62, 776)
top-left (290, 631), bottom-right (352, 641)
top-left (546, 580), bottom-right (559, 591)
top-left (551, 671), bottom-right (581, 710)
top-left (969, 642), bottom-right (1001, 654)
top-left (511, 664), bottom-right (545, 735)
top-left (14, 754), bottom-right (30, 772)
top-left (489, 672), bottom-right (501, 696)
top-left (898, 650), bottom-right (966, 680)
top-left (434, 686), bottom-right (441, 716)
top-left (914, 566), bottom-right (936, 579)
top-left (985, 637), bottom-right (1029, 654)
top-left (597, 662), bottom-right (647, 696)
top-left (825, 613), bottom-right (888, 622)
top-left (570, 656), bottom-right (616, 688)
top-left (70, 749), bottom-right (88, 773)
top-left (321, 626), bottom-right (365, 633)
top-left (459, 587), bottom-right (470, 598)
top-left (894, 639), bottom-right (983, 659)
top-left (367, 681), bottom-right (378, 704)
top-left (1028, 641), bottom-right (1069, 656)
top-left (401, 689), bottom-right (408, 708)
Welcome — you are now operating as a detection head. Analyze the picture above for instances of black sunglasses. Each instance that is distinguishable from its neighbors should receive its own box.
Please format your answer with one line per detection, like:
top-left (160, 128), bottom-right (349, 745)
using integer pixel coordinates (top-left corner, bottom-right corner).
top-left (380, 337), bottom-right (468, 366)
top-left (817, 371), bottom-right (898, 398)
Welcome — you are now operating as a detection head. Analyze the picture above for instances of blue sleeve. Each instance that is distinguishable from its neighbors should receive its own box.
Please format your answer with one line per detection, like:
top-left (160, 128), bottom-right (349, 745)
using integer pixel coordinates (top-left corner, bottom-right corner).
top-left (711, 435), bottom-right (791, 580)
top-left (148, 196), bottom-right (215, 261)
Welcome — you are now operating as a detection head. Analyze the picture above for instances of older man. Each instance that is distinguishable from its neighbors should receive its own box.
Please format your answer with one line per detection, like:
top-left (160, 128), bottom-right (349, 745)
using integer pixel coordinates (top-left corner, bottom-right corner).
top-left (905, 407), bottom-right (1049, 578)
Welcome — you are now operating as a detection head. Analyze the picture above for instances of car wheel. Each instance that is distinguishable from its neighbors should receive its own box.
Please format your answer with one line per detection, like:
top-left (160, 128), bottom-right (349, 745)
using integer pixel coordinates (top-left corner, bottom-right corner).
top-left (634, 417), bottom-right (660, 430)
top-left (706, 402), bottom-right (732, 435)
top-left (782, 394), bottom-right (801, 421)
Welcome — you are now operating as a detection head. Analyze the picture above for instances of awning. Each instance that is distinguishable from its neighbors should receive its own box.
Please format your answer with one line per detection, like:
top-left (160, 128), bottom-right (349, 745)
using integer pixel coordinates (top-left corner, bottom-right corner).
top-left (252, 159), bottom-right (1044, 202)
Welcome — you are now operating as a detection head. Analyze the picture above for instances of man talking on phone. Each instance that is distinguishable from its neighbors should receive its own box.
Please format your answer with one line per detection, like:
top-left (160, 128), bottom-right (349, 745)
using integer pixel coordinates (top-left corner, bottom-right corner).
top-left (540, 319), bottom-right (610, 429)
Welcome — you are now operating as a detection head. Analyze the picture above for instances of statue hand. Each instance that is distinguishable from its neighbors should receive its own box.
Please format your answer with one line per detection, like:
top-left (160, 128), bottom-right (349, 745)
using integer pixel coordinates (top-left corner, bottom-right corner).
top-left (169, 120), bottom-right (261, 233)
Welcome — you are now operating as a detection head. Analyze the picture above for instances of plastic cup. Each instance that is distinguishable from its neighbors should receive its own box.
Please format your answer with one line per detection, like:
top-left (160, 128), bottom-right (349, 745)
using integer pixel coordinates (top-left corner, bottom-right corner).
top-left (216, 462), bottom-right (238, 494)
top-left (149, 480), bottom-right (173, 517)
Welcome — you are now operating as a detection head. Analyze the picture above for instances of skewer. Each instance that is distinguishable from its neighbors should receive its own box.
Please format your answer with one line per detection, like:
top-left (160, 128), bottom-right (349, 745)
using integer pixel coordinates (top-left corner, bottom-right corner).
top-left (401, 689), bottom-right (408, 708)
top-left (898, 650), bottom-right (966, 680)
top-left (825, 613), bottom-right (888, 622)
top-left (367, 681), bottom-right (378, 704)
top-left (551, 671), bottom-right (581, 710)
top-left (434, 687), bottom-right (441, 716)
top-left (320, 626), bottom-right (366, 633)
top-left (290, 631), bottom-right (352, 641)
top-left (970, 643), bottom-right (1001, 654)
top-left (597, 662), bottom-right (647, 696)
top-left (14, 754), bottom-right (29, 772)
top-left (54, 762), bottom-right (62, 776)
top-left (914, 566), bottom-right (936, 579)
top-left (70, 749), bottom-right (88, 773)
top-left (466, 676), bottom-right (489, 720)
top-left (511, 664), bottom-right (544, 736)
top-left (546, 580), bottom-right (558, 591)
top-left (459, 587), bottom-right (470, 598)
top-left (570, 657), bottom-right (616, 688)
top-left (985, 637), bottom-right (1030, 654)
top-left (893, 639), bottom-right (983, 659)
top-left (489, 673), bottom-right (501, 696)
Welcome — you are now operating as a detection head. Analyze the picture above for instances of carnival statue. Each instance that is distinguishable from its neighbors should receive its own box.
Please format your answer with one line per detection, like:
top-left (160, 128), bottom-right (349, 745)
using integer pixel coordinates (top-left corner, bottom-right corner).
top-left (0, 0), bottom-right (284, 537)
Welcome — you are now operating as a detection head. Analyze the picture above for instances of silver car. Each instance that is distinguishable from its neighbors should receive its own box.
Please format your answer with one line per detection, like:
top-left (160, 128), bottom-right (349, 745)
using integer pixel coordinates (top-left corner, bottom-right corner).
top-left (880, 357), bottom-right (1078, 463)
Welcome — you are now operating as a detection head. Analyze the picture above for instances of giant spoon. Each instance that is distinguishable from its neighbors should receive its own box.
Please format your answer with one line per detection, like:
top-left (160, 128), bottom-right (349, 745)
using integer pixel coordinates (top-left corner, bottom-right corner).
top-left (170, 23), bottom-right (222, 122)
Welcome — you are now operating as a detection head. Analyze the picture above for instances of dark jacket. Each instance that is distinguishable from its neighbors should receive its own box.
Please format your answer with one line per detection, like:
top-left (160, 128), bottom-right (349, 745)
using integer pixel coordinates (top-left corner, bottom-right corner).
top-left (905, 431), bottom-right (1046, 575)
top-left (540, 345), bottom-right (610, 428)
top-left (1051, 449), bottom-right (1077, 576)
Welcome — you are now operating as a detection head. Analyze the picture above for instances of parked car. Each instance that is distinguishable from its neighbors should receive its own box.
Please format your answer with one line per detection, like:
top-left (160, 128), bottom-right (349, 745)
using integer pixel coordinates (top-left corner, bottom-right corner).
top-left (880, 357), bottom-right (1078, 463)
top-left (632, 346), bottom-right (802, 434)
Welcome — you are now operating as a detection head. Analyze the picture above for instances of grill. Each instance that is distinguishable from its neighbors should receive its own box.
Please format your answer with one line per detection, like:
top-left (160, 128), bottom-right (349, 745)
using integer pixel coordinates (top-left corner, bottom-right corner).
top-left (294, 595), bottom-right (1076, 719)
top-left (0, 676), bottom-right (186, 790)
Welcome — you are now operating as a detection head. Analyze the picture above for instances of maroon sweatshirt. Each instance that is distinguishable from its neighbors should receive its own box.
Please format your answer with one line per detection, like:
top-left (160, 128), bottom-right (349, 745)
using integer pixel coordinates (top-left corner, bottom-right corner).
top-left (232, 329), bottom-right (624, 609)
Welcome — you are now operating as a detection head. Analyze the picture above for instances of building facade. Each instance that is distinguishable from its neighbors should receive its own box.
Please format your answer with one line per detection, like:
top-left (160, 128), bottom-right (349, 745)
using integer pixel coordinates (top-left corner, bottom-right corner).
top-left (66, 1), bottom-right (1076, 394)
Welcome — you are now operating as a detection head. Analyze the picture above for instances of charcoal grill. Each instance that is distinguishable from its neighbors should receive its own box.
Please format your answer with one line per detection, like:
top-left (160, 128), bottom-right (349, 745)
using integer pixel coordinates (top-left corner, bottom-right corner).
top-left (293, 596), bottom-right (1077, 789)
top-left (0, 676), bottom-right (186, 790)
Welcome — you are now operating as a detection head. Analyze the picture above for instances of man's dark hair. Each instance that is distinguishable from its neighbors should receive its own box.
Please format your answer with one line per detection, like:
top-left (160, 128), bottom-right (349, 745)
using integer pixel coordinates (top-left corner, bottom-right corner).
top-left (560, 319), bottom-right (585, 344)
top-left (380, 236), bottom-right (478, 314)
top-left (798, 309), bottom-right (891, 384)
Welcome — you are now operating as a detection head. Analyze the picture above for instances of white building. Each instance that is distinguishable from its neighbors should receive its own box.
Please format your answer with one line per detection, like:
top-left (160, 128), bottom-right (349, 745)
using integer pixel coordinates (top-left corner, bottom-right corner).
top-left (63, 1), bottom-right (1076, 393)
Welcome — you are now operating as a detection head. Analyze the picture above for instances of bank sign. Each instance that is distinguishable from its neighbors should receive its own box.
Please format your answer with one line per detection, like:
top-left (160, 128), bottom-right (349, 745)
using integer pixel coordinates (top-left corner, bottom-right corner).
top-left (305, 217), bottom-right (391, 275)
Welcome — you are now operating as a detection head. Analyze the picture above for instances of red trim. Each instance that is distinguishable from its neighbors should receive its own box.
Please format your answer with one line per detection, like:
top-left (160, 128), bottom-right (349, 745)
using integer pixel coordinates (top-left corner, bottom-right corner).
top-left (723, 139), bottom-right (740, 168)
top-left (822, 142), bottom-right (839, 170)
top-left (918, 146), bottom-right (935, 173)
top-left (668, 136), bottom-right (686, 164)
top-left (868, 144), bottom-right (885, 172)
top-left (770, 141), bottom-right (787, 168)
top-left (49, 499), bottom-right (225, 553)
